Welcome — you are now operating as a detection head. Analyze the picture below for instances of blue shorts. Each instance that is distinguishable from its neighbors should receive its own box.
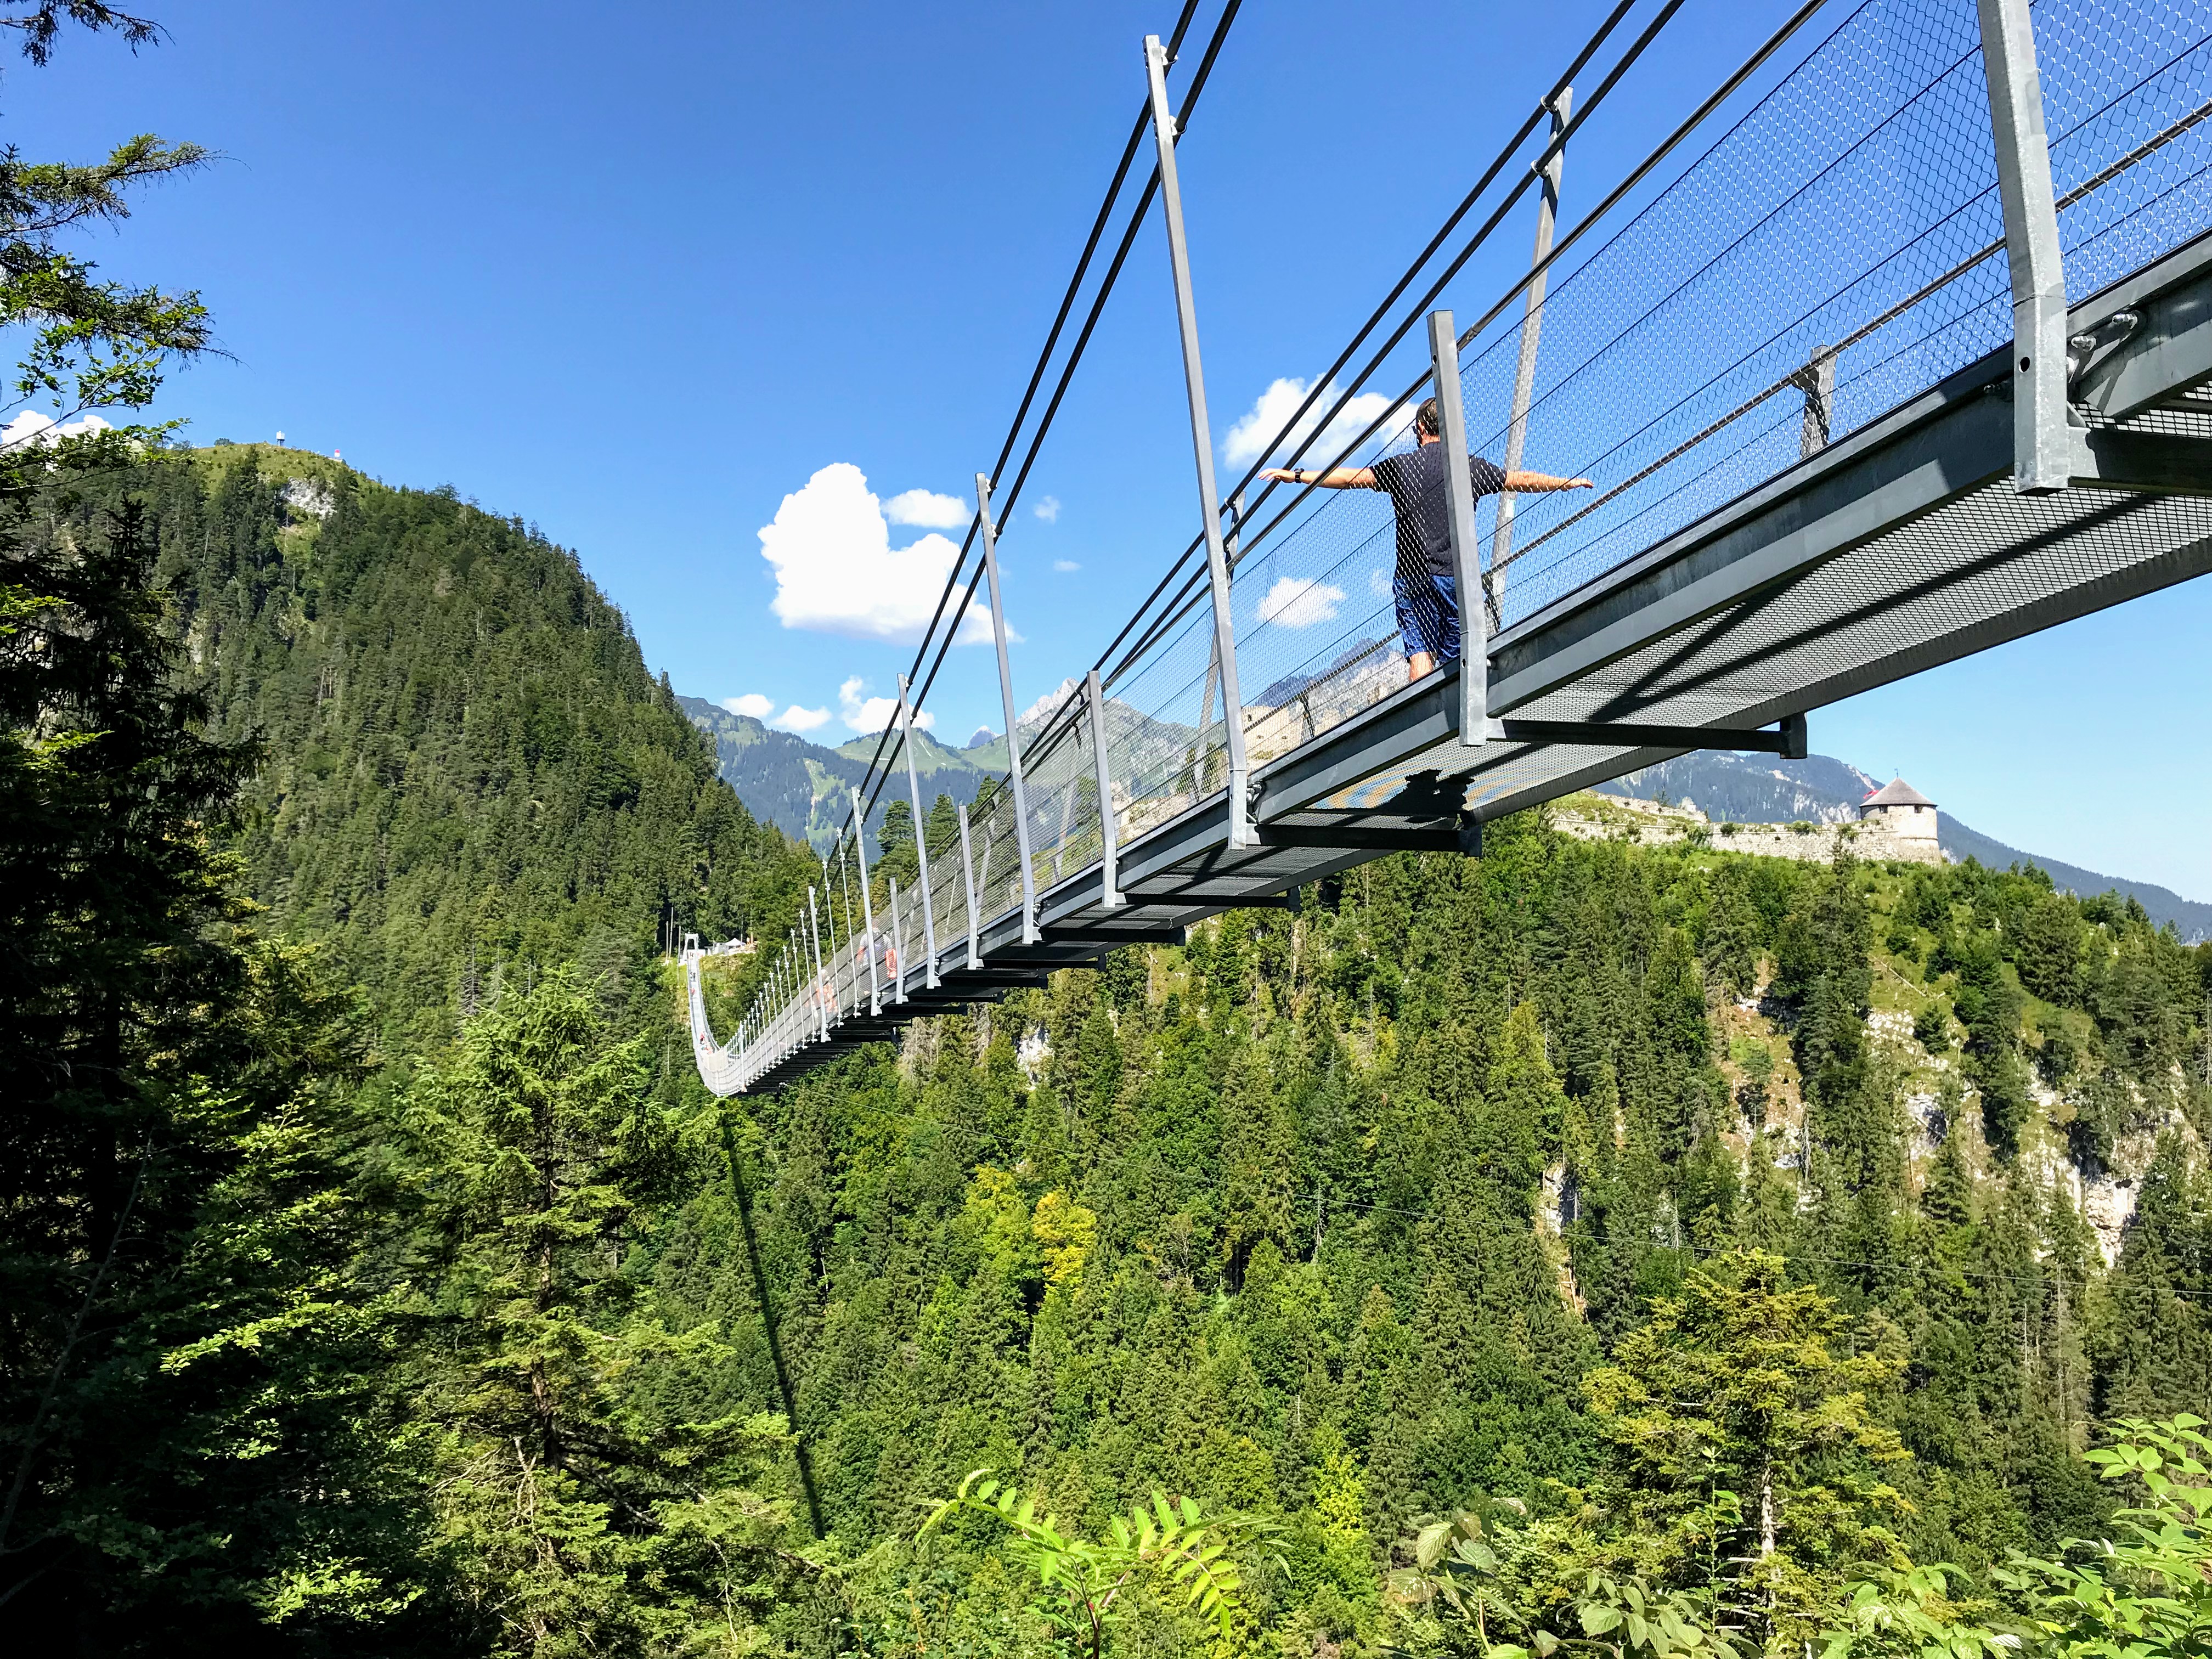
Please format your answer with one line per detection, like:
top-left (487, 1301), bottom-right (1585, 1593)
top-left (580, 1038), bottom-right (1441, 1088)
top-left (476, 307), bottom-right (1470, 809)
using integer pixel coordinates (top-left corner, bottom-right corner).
top-left (1395, 569), bottom-right (1460, 661)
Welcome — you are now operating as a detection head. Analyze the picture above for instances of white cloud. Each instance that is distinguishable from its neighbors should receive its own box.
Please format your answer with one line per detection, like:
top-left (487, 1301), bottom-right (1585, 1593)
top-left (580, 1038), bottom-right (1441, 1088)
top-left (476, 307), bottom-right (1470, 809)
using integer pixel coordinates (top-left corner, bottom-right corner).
top-left (1, 410), bottom-right (110, 451)
top-left (1222, 377), bottom-right (1396, 470)
top-left (1053, 558), bottom-right (1081, 573)
top-left (838, 675), bottom-right (936, 736)
top-left (758, 463), bottom-right (996, 644)
top-left (1368, 566), bottom-right (1393, 598)
top-left (1033, 495), bottom-right (1060, 523)
top-left (1256, 577), bottom-right (1346, 630)
top-left (883, 487), bottom-right (969, 529)
top-left (721, 692), bottom-right (831, 733)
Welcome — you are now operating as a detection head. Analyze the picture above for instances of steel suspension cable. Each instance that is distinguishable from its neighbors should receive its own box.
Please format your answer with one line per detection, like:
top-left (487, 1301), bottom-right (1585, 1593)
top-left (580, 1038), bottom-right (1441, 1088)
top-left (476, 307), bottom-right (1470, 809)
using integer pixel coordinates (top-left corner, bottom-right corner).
top-left (888, 0), bottom-right (1250, 770)
top-left (1062, 0), bottom-right (1649, 714)
top-left (844, 0), bottom-right (1244, 836)
top-left (834, 0), bottom-right (1207, 847)
top-left (1076, 0), bottom-right (1716, 710)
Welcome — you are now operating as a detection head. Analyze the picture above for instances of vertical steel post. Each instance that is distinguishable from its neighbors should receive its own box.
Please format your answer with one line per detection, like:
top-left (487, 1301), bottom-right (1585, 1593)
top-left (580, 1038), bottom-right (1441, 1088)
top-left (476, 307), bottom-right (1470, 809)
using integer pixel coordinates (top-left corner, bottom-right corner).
top-left (1797, 346), bottom-right (1838, 458)
top-left (895, 677), bottom-right (940, 988)
top-left (1976, 0), bottom-right (2068, 493)
top-left (889, 879), bottom-right (906, 1004)
top-left (1144, 33), bottom-right (1251, 848)
top-left (1428, 310), bottom-right (1488, 749)
top-left (975, 474), bottom-right (1040, 941)
top-left (851, 792), bottom-right (879, 1017)
top-left (1186, 490), bottom-right (1242, 801)
top-left (805, 885), bottom-right (827, 1042)
top-left (1489, 87), bottom-right (1571, 626)
top-left (956, 802), bottom-right (982, 969)
top-left (1086, 668), bottom-right (1124, 910)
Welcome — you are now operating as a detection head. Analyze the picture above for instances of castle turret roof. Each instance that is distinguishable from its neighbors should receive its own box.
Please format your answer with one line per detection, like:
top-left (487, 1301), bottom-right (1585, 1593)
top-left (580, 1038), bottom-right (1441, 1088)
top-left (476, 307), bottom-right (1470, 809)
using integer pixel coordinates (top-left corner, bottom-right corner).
top-left (1862, 777), bottom-right (1935, 808)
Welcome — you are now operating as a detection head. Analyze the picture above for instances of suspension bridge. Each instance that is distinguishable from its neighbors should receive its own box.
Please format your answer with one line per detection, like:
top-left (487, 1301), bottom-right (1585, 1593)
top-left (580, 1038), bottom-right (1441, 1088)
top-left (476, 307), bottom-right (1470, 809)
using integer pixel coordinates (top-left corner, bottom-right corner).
top-left (687, 0), bottom-right (2212, 1097)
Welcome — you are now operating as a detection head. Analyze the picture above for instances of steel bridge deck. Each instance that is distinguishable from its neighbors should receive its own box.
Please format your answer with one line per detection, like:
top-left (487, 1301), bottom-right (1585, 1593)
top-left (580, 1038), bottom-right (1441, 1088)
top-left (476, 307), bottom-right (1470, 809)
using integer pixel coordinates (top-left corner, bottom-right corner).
top-left (692, 230), bottom-right (2212, 1094)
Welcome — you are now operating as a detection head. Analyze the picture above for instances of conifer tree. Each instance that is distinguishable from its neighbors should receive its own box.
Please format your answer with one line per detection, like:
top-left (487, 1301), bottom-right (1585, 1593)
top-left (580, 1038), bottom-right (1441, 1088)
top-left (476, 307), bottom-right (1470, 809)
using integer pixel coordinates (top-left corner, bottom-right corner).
top-left (398, 972), bottom-right (810, 1651)
top-left (1585, 1253), bottom-right (1911, 1652)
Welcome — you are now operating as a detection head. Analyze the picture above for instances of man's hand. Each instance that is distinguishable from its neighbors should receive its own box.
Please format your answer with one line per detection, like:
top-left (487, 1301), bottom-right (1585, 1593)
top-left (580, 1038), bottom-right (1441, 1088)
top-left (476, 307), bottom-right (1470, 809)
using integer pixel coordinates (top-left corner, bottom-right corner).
top-left (1261, 467), bottom-right (1296, 482)
top-left (1503, 470), bottom-right (1596, 492)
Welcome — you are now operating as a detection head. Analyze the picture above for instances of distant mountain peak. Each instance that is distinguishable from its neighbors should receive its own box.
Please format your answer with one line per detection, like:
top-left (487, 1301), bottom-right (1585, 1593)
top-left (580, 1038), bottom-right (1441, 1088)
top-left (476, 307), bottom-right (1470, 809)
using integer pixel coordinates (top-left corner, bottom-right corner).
top-left (965, 725), bottom-right (996, 749)
top-left (1017, 678), bottom-right (1081, 730)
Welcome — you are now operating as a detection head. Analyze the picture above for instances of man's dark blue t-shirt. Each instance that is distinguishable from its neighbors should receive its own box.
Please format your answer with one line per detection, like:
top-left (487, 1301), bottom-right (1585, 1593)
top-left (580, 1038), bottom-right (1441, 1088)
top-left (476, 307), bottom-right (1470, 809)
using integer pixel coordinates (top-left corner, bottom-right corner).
top-left (1370, 445), bottom-right (1507, 582)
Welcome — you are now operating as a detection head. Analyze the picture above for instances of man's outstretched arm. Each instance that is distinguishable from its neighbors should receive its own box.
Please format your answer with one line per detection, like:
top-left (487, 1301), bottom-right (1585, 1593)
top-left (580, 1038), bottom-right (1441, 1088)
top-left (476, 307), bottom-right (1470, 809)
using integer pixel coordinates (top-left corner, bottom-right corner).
top-left (1261, 465), bottom-right (1374, 488)
top-left (1503, 470), bottom-right (1594, 490)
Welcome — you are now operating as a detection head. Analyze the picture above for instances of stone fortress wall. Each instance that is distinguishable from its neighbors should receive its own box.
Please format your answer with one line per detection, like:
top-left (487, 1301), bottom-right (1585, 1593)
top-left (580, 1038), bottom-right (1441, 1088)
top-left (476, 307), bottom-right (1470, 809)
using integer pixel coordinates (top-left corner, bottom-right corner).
top-left (1552, 789), bottom-right (1948, 865)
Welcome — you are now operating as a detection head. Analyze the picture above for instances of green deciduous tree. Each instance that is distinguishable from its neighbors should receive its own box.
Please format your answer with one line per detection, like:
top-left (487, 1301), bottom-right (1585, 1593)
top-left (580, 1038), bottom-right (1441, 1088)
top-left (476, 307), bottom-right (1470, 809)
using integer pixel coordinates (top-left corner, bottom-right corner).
top-left (1993, 1415), bottom-right (2212, 1659)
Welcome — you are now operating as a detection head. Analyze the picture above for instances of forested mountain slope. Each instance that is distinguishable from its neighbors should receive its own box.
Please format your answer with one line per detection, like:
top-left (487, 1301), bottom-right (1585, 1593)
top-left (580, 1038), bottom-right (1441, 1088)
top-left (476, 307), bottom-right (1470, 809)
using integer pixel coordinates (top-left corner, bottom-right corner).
top-left (679, 693), bottom-right (995, 851)
top-left (143, 444), bottom-right (811, 1049)
top-left (10, 432), bottom-right (2211, 1652)
top-left (687, 812), bottom-right (2212, 1650)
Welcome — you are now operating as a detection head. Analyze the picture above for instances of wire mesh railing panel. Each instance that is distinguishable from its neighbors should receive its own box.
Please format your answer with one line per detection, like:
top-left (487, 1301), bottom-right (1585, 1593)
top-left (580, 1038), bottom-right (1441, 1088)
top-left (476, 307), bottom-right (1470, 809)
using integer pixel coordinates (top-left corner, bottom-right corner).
top-left (2036, 0), bottom-right (2212, 295)
top-left (1460, 0), bottom-right (2018, 630)
top-left (1098, 596), bottom-right (1223, 839)
top-left (970, 782), bottom-right (1025, 935)
top-left (1454, 0), bottom-right (2210, 637)
top-left (926, 809), bottom-right (971, 969)
top-left (1024, 710), bottom-right (1105, 900)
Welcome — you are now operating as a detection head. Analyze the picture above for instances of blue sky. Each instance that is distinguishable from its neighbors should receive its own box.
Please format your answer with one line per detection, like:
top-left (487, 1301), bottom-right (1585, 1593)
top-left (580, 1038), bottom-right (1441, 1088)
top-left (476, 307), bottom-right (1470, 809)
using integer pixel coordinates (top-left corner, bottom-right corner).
top-left (12, 0), bottom-right (2210, 900)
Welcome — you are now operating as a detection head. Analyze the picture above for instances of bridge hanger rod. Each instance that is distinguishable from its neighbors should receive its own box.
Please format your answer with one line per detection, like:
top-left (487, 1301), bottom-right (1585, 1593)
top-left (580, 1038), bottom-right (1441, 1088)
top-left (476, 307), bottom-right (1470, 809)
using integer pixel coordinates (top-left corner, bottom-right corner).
top-left (963, 10), bottom-right (1264, 783)
top-left (1976, 0), bottom-right (2068, 492)
top-left (839, 1), bottom-right (1235, 847)
top-left (977, 475), bottom-right (1040, 943)
top-left (894, 677), bottom-right (940, 989)
top-left (1145, 29), bottom-right (1251, 849)
top-left (1489, 86), bottom-right (1572, 627)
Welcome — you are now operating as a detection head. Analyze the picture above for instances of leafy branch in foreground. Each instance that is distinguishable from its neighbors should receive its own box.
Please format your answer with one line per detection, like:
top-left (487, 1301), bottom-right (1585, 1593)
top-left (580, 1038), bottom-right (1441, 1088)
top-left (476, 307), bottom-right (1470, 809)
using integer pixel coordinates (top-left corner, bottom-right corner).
top-left (1387, 1506), bottom-right (1745, 1659)
top-left (918, 1468), bottom-right (1274, 1659)
top-left (1992, 1415), bottom-right (2212, 1659)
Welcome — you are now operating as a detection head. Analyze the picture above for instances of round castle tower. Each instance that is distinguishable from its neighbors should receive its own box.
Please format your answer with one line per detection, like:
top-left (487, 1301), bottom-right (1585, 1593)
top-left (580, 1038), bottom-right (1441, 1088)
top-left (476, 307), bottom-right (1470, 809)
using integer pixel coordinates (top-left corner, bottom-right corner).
top-left (1859, 776), bottom-right (1938, 845)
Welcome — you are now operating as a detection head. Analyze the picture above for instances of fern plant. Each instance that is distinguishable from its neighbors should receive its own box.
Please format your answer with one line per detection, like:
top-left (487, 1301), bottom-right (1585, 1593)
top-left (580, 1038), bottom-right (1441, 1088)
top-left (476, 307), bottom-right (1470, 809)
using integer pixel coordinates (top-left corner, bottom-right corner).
top-left (918, 1469), bottom-right (1272, 1659)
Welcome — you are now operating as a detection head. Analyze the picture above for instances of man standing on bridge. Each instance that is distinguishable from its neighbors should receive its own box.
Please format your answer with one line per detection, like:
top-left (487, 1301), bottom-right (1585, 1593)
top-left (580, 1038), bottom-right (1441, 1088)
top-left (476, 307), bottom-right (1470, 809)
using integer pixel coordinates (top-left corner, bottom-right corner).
top-left (1264, 397), bottom-right (1590, 682)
